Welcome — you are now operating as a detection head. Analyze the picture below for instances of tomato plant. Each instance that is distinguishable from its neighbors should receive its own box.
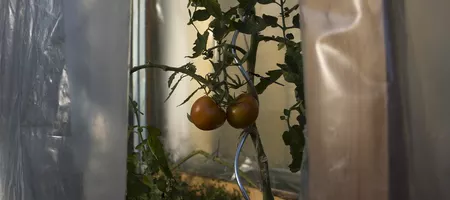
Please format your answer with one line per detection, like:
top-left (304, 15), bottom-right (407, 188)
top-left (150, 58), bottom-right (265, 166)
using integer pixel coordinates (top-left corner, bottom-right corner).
top-left (129, 0), bottom-right (306, 199)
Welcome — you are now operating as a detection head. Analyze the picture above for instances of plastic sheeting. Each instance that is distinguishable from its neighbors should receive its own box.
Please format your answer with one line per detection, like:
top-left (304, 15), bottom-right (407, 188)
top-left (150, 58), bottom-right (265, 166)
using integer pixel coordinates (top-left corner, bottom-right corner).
top-left (384, 0), bottom-right (450, 200)
top-left (0, 1), bottom-right (130, 199)
top-left (300, 0), bottom-right (389, 197)
top-left (300, 0), bottom-right (450, 199)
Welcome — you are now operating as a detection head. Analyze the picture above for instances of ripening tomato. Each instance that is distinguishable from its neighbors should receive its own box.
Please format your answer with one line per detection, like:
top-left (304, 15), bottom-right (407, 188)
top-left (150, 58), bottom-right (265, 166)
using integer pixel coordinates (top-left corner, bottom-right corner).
top-left (190, 95), bottom-right (226, 131)
top-left (226, 93), bottom-right (259, 129)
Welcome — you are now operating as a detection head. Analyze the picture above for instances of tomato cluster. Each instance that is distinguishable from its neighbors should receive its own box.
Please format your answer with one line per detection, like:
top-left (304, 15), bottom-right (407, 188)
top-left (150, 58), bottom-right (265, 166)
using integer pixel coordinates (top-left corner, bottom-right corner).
top-left (190, 94), bottom-right (259, 131)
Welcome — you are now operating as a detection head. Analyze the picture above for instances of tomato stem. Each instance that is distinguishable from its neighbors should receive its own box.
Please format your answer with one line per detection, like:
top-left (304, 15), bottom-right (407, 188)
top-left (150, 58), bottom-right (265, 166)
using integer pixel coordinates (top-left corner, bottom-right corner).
top-left (247, 31), bottom-right (275, 200)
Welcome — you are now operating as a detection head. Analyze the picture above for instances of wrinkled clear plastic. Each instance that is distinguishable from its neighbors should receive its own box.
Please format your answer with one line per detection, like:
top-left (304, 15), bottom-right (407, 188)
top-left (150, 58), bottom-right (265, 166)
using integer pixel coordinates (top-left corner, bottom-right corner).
top-left (300, 0), bottom-right (450, 199)
top-left (0, 1), bottom-right (130, 199)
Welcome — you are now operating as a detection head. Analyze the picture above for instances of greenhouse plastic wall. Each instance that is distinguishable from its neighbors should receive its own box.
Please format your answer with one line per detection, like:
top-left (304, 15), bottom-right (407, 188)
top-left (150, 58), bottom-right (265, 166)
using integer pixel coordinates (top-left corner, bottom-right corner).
top-left (0, 1), bottom-right (130, 200)
top-left (300, 0), bottom-right (450, 199)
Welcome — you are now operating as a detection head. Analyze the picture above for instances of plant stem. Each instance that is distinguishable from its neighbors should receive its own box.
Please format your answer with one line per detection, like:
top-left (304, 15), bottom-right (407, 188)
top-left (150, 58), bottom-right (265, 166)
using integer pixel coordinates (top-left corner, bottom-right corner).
top-left (279, 0), bottom-right (288, 39)
top-left (247, 33), bottom-right (275, 200)
top-left (131, 63), bottom-right (208, 84)
top-left (170, 150), bottom-right (258, 188)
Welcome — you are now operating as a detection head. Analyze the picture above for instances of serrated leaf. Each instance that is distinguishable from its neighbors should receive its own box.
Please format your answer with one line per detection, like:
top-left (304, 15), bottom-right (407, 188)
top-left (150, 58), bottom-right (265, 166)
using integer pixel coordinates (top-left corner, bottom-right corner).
top-left (209, 60), bottom-right (220, 72)
top-left (235, 74), bottom-right (242, 85)
top-left (288, 153), bottom-right (303, 173)
top-left (286, 33), bottom-right (294, 40)
top-left (283, 45), bottom-right (303, 81)
top-left (254, 69), bottom-right (283, 94)
top-left (145, 126), bottom-right (173, 179)
top-left (262, 14), bottom-right (278, 28)
top-left (233, 16), bottom-right (267, 34)
top-left (165, 75), bottom-right (186, 102)
top-left (126, 173), bottom-right (150, 197)
top-left (292, 14), bottom-right (300, 28)
top-left (209, 19), bottom-right (229, 41)
top-left (185, 63), bottom-right (197, 73)
top-left (155, 177), bottom-right (167, 192)
top-left (297, 114), bottom-right (306, 127)
top-left (295, 85), bottom-right (305, 102)
top-left (282, 131), bottom-right (291, 145)
top-left (177, 87), bottom-right (201, 107)
top-left (257, 0), bottom-right (275, 4)
top-left (286, 124), bottom-right (305, 173)
top-left (283, 72), bottom-right (302, 83)
top-left (285, 4), bottom-right (300, 16)
top-left (135, 139), bottom-right (148, 150)
top-left (203, 0), bottom-right (222, 18)
top-left (223, 49), bottom-right (235, 65)
top-left (167, 72), bottom-right (178, 88)
top-left (188, 31), bottom-right (209, 58)
top-left (238, 0), bottom-right (257, 9)
top-left (192, 9), bottom-right (211, 21)
top-left (141, 175), bottom-right (154, 188)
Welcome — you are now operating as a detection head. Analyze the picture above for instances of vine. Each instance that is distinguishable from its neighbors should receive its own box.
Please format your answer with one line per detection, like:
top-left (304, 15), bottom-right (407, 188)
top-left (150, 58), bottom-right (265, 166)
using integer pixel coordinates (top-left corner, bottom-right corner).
top-left (128, 0), bottom-right (305, 199)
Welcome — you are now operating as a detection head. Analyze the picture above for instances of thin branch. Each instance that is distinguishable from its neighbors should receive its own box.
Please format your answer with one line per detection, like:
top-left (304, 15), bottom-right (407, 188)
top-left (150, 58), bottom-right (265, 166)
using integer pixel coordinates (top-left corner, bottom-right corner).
top-left (207, 44), bottom-right (248, 56)
top-left (131, 63), bottom-right (208, 84)
top-left (257, 35), bottom-right (296, 46)
top-left (131, 62), bottom-right (235, 102)
top-left (248, 126), bottom-right (274, 200)
top-left (247, 32), bottom-right (275, 200)
top-left (279, 0), bottom-right (288, 39)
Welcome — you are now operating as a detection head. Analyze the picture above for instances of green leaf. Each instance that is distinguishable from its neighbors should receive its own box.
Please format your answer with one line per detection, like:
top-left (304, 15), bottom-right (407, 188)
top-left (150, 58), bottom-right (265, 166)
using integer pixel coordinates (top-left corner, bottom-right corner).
top-left (223, 49), bottom-right (235, 66)
top-left (192, 9), bottom-right (211, 21)
top-left (145, 126), bottom-right (174, 179)
top-left (203, 0), bottom-right (222, 18)
top-left (126, 173), bottom-right (150, 198)
top-left (254, 69), bottom-right (283, 94)
top-left (277, 43), bottom-right (285, 50)
top-left (209, 60), bottom-right (220, 72)
top-left (224, 6), bottom-right (238, 18)
top-left (238, 0), bottom-right (257, 9)
top-left (280, 116), bottom-right (286, 120)
top-left (135, 139), bottom-right (148, 150)
top-left (286, 33), bottom-right (294, 40)
top-left (233, 16), bottom-right (267, 34)
top-left (282, 131), bottom-right (291, 145)
top-left (257, 0), bottom-right (275, 4)
top-left (177, 87), bottom-right (201, 107)
top-left (209, 19), bottom-right (229, 41)
top-left (142, 175), bottom-right (154, 188)
top-left (188, 30), bottom-right (210, 58)
top-left (283, 109), bottom-right (290, 116)
top-left (185, 63), bottom-right (197, 73)
top-left (127, 152), bottom-right (139, 170)
top-left (292, 14), bottom-right (300, 28)
top-left (282, 45), bottom-right (303, 83)
top-left (285, 4), bottom-right (300, 16)
top-left (295, 85), bottom-right (305, 102)
top-left (155, 177), bottom-right (168, 192)
top-left (283, 72), bottom-right (302, 83)
top-left (286, 125), bottom-right (305, 172)
top-left (168, 72), bottom-right (178, 88)
top-left (262, 14), bottom-right (278, 28)
top-left (165, 75), bottom-right (186, 102)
